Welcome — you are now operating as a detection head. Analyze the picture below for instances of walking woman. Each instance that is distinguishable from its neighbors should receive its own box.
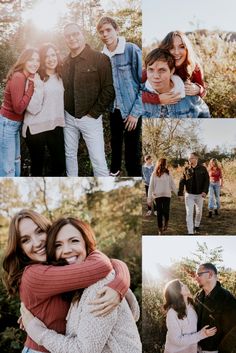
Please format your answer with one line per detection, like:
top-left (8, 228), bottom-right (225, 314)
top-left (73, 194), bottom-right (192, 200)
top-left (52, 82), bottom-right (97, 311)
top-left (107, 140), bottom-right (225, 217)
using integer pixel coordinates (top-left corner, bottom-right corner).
top-left (163, 279), bottom-right (216, 353)
top-left (208, 158), bottom-right (223, 217)
top-left (20, 217), bottom-right (142, 353)
top-left (143, 30), bottom-right (206, 105)
top-left (148, 158), bottom-right (177, 234)
top-left (2, 210), bottom-right (131, 353)
top-left (0, 48), bottom-right (40, 176)
top-left (23, 43), bottom-right (65, 176)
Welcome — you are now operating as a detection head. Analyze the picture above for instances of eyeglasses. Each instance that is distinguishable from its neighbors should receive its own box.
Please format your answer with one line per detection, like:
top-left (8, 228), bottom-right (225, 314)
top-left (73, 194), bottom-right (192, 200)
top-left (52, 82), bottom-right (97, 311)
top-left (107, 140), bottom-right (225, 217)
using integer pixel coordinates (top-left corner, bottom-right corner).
top-left (196, 271), bottom-right (209, 277)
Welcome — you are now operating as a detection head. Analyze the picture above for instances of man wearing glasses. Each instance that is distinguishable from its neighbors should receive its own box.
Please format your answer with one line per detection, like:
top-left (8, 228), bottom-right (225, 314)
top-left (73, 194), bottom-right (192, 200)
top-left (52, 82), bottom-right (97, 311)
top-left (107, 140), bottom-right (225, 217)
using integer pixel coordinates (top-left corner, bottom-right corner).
top-left (62, 23), bottom-right (115, 176)
top-left (178, 152), bottom-right (209, 234)
top-left (195, 263), bottom-right (236, 353)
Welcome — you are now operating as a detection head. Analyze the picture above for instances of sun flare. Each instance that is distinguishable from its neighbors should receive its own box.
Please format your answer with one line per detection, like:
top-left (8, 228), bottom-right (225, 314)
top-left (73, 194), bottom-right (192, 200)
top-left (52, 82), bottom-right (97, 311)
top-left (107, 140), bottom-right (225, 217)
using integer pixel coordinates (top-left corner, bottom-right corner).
top-left (22, 0), bottom-right (69, 31)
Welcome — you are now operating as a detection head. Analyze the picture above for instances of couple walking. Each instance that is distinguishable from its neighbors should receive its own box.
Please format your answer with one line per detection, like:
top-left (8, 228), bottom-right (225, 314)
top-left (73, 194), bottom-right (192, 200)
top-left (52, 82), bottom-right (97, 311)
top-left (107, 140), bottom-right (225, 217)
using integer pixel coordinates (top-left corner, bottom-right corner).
top-left (163, 263), bottom-right (236, 353)
top-left (146, 153), bottom-right (222, 235)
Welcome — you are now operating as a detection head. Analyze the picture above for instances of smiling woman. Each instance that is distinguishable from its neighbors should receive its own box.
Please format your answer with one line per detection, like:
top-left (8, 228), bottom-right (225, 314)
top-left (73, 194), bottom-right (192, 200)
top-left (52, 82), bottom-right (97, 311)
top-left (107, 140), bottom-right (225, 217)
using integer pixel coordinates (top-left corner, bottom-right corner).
top-left (22, 0), bottom-right (69, 31)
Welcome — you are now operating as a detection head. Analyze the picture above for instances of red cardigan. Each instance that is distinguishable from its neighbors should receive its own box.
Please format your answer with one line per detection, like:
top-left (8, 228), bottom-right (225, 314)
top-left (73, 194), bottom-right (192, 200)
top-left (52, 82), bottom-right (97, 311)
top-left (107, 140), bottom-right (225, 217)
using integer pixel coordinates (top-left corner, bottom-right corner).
top-left (20, 250), bottom-right (130, 352)
top-left (142, 65), bottom-right (206, 104)
top-left (0, 71), bottom-right (34, 122)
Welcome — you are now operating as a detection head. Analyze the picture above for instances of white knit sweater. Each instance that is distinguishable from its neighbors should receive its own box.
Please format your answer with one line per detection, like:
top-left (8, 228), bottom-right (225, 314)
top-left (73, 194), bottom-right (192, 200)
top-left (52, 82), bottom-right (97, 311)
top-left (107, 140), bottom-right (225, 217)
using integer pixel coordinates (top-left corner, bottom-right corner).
top-left (26, 270), bottom-right (142, 353)
top-left (148, 172), bottom-right (177, 201)
top-left (164, 305), bottom-right (206, 353)
top-left (22, 74), bottom-right (65, 137)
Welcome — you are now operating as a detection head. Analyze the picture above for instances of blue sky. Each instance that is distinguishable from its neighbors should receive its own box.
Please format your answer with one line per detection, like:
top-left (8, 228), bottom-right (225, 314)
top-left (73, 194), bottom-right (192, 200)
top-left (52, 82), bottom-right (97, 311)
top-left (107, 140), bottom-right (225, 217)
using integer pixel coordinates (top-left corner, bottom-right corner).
top-left (143, 0), bottom-right (236, 45)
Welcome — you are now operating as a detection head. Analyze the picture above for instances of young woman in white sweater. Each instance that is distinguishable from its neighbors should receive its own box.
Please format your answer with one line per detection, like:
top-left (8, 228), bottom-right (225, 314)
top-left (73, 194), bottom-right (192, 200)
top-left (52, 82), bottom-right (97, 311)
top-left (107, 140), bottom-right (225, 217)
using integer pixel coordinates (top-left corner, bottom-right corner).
top-left (20, 217), bottom-right (142, 353)
top-left (163, 279), bottom-right (216, 353)
top-left (23, 43), bottom-right (65, 176)
top-left (148, 158), bottom-right (177, 234)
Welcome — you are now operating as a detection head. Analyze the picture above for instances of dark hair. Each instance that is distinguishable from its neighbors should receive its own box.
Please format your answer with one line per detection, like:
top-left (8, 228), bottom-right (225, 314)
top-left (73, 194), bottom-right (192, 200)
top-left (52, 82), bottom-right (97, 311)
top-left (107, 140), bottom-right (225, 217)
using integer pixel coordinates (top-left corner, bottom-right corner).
top-left (6, 48), bottom-right (39, 81)
top-left (163, 279), bottom-right (193, 319)
top-left (144, 155), bottom-right (152, 162)
top-left (38, 43), bottom-right (62, 81)
top-left (200, 263), bottom-right (217, 275)
top-left (2, 210), bottom-right (51, 296)
top-left (96, 16), bottom-right (119, 31)
top-left (46, 217), bottom-right (96, 263)
top-left (190, 152), bottom-right (198, 158)
top-left (154, 158), bottom-right (169, 177)
top-left (145, 48), bottom-right (175, 71)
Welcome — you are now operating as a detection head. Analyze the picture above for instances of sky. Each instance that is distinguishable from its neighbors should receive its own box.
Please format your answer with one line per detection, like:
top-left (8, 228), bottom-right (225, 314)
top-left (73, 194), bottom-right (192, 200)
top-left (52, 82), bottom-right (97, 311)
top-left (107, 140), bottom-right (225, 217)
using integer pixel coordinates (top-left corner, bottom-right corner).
top-left (143, 0), bottom-right (236, 45)
top-left (143, 236), bottom-right (236, 281)
top-left (198, 119), bottom-right (236, 150)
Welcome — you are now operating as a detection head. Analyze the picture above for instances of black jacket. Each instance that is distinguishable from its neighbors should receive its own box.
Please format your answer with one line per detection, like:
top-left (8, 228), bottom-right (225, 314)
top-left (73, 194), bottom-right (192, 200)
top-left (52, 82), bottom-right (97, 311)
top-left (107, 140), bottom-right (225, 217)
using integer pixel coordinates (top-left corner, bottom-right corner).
top-left (178, 163), bottom-right (209, 196)
top-left (62, 44), bottom-right (115, 119)
top-left (195, 282), bottom-right (236, 352)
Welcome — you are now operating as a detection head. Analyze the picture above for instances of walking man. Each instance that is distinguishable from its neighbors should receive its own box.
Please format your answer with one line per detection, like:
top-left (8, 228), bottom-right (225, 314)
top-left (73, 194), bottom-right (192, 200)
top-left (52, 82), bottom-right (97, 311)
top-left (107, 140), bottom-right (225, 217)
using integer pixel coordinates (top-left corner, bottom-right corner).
top-left (178, 152), bottom-right (209, 234)
top-left (195, 263), bottom-right (236, 353)
top-left (62, 23), bottom-right (115, 176)
top-left (97, 16), bottom-right (142, 176)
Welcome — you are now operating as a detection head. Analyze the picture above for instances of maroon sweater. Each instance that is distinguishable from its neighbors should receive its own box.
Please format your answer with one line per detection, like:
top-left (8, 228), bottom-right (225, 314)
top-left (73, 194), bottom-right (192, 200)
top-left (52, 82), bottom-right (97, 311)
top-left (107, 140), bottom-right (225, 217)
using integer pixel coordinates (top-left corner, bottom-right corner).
top-left (20, 250), bottom-right (130, 352)
top-left (0, 71), bottom-right (34, 121)
top-left (142, 64), bottom-right (206, 104)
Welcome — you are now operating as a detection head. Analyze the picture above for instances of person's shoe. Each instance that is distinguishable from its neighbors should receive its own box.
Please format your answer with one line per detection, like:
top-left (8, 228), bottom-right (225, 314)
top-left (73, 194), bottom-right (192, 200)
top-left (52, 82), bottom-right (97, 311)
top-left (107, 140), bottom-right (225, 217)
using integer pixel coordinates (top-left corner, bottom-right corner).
top-left (194, 226), bottom-right (200, 234)
top-left (214, 209), bottom-right (219, 215)
top-left (208, 211), bottom-right (213, 218)
top-left (154, 211), bottom-right (157, 216)
top-left (109, 170), bottom-right (120, 177)
top-left (146, 210), bottom-right (152, 216)
top-left (163, 221), bottom-right (169, 231)
top-left (158, 228), bottom-right (163, 235)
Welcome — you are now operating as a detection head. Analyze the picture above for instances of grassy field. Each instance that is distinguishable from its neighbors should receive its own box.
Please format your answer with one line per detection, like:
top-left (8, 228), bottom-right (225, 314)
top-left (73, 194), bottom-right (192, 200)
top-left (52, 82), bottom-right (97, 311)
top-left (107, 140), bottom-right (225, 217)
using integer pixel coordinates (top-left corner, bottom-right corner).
top-left (142, 161), bottom-right (236, 235)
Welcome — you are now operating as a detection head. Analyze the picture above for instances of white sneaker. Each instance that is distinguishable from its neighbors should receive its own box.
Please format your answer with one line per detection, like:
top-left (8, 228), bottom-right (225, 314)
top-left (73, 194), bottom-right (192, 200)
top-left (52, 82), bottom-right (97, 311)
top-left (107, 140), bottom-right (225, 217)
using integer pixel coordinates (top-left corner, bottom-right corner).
top-left (154, 211), bottom-right (157, 216)
top-left (146, 210), bottom-right (152, 216)
top-left (109, 170), bottom-right (120, 177)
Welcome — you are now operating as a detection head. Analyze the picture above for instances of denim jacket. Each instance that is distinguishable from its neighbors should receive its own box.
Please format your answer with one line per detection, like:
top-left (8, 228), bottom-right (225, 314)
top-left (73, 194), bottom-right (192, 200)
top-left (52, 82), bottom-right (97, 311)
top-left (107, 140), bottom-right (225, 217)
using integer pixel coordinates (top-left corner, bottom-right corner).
top-left (142, 89), bottom-right (211, 118)
top-left (103, 37), bottom-right (143, 119)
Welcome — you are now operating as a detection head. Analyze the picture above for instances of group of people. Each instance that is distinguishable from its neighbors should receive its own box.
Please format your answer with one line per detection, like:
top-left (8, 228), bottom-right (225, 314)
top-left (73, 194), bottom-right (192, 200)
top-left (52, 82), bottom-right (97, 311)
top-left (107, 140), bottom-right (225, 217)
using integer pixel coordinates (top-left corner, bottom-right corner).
top-left (2, 209), bottom-right (142, 352)
top-left (163, 262), bottom-right (236, 353)
top-left (143, 153), bottom-right (223, 234)
top-left (142, 31), bottom-right (211, 118)
top-left (0, 17), bottom-right (142, 177)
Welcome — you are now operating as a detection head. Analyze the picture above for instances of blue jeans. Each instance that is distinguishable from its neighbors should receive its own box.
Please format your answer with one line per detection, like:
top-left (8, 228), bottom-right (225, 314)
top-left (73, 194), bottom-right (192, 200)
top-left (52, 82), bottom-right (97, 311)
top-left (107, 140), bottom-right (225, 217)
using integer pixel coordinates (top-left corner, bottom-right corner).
top-left (0, 115), bottom-right (21, 176)
top-left (22, 347), bottom-right (44, 353)
top-left (208, 182), bottom-right (221, 210)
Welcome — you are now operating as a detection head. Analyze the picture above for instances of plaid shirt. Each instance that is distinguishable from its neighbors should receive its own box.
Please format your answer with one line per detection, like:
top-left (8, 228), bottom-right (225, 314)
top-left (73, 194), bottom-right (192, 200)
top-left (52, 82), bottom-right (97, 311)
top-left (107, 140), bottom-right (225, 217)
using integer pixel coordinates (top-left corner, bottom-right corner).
top-left (62, 44), bottom-right (115, 119)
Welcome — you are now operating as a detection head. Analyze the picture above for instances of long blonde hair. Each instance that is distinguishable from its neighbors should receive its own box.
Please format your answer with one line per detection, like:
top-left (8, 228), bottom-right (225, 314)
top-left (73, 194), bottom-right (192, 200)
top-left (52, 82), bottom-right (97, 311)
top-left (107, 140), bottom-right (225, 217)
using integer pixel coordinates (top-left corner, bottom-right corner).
top-left (6, 48), bottom-right (39, 81)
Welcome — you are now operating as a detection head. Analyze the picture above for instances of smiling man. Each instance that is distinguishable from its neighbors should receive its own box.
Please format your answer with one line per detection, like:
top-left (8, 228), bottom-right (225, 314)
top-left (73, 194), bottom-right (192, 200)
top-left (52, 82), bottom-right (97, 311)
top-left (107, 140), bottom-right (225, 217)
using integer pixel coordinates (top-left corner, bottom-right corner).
top-left (97, 16), bottom-right (142, 177)
top-left (143, 48), bottom-right (210, 118)
top-left (62, 23), bottom-right (115, 176)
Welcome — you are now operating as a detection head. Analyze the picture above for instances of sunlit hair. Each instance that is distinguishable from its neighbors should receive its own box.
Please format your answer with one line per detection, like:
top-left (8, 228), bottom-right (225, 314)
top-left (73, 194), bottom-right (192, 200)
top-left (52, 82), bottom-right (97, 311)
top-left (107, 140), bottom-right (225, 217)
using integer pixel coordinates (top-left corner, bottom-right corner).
top-left (159, 31), bottom-right (203, 80)
top-left (154, 158), bottom-right (169, 177)
top-left (6, 48), bottom-right (39, 81)
top-left (145, 48), bottom-right (175, 71)
top-left (46, 217), bottom-right (96, 263)
top-left (2, 209), bottom-right (51, 297)
top-left (39, 43), bottom-right (62, 81)
top-left (163, 279), bottom-right (193, 319)
top-left (208, 158), bottom-right (220, 170)
top-left (96, 16), bottom-right (119, 31)
top-left (64, 22), bottom-right (81, 32)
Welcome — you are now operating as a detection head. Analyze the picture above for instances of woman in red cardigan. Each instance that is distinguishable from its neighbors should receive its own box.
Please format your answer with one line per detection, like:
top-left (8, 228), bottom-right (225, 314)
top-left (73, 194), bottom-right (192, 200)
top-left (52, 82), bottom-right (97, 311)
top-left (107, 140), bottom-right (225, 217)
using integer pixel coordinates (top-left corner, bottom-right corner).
top-left (142, 31), bottom-right (206, 106)
top-left (2, 210), bottom-right (130, 353)
top-left (0, 48), bottom-right (40, 176)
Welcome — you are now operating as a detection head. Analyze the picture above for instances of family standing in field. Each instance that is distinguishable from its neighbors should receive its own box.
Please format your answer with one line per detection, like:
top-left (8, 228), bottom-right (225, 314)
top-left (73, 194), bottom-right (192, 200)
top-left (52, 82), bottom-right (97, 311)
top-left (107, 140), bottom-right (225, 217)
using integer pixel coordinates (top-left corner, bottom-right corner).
top-left (143, 153), bottom-right (223, 235)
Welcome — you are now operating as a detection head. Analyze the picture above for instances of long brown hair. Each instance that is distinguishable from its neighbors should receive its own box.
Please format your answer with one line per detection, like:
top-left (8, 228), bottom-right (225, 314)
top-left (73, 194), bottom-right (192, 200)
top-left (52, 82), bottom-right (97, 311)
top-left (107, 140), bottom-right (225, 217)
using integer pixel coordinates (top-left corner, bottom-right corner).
top-left (2, 210), bottom-right (51, 297)
top-left (6, 48), bottom-right (39, 81)
top-left (38, 43), bottom-right (62, 81)
top-left (163, 279), bottom-right (193, 319)
top-left (154, 158), bottom-right (169, 177)
top-left (159, 31), bottom-right (203, 80)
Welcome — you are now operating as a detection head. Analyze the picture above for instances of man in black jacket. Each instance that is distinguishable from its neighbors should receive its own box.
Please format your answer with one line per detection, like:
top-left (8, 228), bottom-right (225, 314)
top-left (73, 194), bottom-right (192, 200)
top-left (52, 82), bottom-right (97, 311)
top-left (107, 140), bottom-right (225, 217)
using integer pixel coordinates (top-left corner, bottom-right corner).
top-left (62, 23), bottom-right (115, 176)
top-left (178, 152), bottom-right (209, 234)
top-left (195, 263), bottom-right (236, 353)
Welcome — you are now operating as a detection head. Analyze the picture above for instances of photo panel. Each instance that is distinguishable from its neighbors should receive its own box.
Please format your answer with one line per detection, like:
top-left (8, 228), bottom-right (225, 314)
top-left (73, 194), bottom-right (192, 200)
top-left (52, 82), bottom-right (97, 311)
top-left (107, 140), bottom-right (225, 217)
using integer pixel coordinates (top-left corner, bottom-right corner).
top-left (142, 0), bottom-right (236, 118)
top-left (0, 176), bottom-right (142, 352)
top-left (142, 235), bottom-right (236, 353)
top-left (142, 118), bottom-right (236, 235)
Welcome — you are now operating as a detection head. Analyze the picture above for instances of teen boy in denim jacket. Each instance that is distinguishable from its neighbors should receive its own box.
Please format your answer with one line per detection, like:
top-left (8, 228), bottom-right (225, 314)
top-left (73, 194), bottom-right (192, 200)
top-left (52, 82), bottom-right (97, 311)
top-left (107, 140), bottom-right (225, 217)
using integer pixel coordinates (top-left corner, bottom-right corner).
top-left (97, 17), bottom-right (143, 176)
